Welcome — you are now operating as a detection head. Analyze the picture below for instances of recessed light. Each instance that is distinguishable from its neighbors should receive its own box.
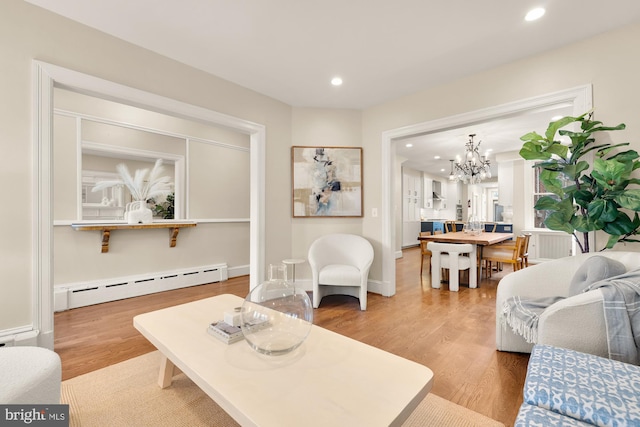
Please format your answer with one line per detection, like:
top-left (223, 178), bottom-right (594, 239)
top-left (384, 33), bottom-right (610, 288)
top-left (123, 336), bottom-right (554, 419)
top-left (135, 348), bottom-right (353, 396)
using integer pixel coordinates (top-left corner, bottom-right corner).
top-left (440, 168), bottom-right (446, 172)
top-left (551, 115), bottom-right (564, 121)
top-left (331, 77), bottom-right (343, 86)
top-left (525, 7), bottom-right (545, 21)
top-left (405, 143), bottom-right (413, 148)
top-left (434, 155), bottom-right (441, 159)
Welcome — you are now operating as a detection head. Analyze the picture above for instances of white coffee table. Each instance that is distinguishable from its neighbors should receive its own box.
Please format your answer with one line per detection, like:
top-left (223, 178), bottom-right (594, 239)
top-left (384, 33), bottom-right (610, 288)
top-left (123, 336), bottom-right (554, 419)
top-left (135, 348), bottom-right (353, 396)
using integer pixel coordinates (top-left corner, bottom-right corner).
top-left (134, 294), bottom-right (434, 427)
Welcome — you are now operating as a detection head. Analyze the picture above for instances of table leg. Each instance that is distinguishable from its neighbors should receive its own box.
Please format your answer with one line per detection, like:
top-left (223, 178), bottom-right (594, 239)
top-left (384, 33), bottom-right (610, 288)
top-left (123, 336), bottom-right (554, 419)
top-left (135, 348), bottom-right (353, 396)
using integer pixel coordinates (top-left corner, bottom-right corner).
top-left (158, 355), bottom-right (176, 389)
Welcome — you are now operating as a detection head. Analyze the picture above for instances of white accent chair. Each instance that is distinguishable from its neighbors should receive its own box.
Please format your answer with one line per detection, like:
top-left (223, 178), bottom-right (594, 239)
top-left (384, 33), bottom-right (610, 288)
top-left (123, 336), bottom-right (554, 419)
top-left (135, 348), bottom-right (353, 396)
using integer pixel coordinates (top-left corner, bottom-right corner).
top-left (427, 242), bottom-right (473, 292)
top-left (496, 251), bottom-right (640, 357)
top-left (308, 234), bottom-right (374, 310)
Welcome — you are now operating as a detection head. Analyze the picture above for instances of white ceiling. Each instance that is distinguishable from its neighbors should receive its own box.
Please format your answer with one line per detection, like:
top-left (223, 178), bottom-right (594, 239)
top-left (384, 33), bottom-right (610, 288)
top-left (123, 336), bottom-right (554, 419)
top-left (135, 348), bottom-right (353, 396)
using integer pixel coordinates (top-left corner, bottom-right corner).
top-left (25, 0), bottom-right (640, 110)
top-left (25, 1), bottom-right (640, 179)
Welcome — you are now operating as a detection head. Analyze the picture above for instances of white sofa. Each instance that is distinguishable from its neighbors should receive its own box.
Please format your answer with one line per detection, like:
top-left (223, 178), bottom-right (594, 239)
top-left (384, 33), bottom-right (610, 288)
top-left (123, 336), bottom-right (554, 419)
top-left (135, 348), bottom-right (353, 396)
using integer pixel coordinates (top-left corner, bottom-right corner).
top-left (496, 251), bottom-right (640, 357)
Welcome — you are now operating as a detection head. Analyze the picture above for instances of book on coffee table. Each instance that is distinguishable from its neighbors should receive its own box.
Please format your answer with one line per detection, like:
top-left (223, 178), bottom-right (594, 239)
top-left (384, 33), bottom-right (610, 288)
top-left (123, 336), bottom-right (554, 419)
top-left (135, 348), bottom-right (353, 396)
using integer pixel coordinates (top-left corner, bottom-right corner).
top-left (208, 321), bottom-right (244, 344)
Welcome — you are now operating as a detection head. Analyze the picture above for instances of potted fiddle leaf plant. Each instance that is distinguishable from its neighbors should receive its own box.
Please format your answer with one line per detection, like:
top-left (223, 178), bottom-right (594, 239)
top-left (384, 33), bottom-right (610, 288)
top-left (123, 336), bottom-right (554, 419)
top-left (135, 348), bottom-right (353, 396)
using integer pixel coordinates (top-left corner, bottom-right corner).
top-left (519, 111), bottom-right (640, 253)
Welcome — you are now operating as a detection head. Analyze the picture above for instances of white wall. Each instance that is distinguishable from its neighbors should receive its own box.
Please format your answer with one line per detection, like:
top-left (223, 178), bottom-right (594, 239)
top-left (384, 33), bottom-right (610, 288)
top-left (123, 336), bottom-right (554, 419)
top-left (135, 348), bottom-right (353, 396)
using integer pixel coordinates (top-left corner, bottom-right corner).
top-left (362, 21), bottom-right (640, 280)
top-left (0, 0), bottom-right (291, 335)
top-left (290, 107), bottom-right (363, 280)
top-left (3, 0), bottom-right (640, 338)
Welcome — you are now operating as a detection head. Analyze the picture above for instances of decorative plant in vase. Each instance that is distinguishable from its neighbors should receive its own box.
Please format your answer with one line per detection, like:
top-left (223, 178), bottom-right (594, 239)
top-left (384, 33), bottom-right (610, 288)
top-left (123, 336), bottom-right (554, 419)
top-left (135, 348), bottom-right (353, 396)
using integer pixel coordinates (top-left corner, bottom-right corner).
top-left (519, 111), bottom-right (640, 253)
top-left (151, 192), bottom-right (175, 219)
top-left (92, 159), bottom-right (173, 224)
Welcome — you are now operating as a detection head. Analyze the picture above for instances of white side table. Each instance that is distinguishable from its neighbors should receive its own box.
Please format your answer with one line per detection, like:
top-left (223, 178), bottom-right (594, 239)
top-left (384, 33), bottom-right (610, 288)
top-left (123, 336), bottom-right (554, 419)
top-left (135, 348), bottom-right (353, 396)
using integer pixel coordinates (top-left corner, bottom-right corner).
top-left (282, 258), bottom-right (305, 282)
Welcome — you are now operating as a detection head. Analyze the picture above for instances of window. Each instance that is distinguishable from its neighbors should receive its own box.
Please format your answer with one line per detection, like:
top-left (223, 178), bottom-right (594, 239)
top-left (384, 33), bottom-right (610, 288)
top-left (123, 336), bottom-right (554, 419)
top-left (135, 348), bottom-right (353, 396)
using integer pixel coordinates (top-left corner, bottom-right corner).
top-left (530, 162), bottom-right (572, 228)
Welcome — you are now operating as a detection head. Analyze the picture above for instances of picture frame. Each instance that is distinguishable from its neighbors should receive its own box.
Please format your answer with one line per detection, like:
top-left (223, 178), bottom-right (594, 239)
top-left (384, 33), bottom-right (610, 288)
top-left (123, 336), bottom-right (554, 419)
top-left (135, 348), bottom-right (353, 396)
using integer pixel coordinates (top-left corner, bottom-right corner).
top-left (291, 146), bottom-right (363, 217)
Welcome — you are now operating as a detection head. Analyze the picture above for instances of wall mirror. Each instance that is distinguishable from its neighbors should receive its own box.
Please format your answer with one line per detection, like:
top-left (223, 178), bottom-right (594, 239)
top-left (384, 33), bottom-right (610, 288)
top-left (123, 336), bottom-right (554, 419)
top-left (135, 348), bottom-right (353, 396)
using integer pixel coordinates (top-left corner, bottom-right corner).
top-left (53, 87), bottom-right (250, 223)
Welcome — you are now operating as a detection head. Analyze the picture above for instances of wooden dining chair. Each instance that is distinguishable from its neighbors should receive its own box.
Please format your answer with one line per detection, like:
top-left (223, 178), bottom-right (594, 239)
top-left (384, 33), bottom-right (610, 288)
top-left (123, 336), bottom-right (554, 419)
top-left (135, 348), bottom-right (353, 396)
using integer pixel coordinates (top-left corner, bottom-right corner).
top-left (481, 235), bottom-right (525, 278)
top-left (445, 221), bottom-right (457, 233)
top-left (419, 232), bottom-right (432, 275)
top-left (520, 233), bottom-right (532, 268)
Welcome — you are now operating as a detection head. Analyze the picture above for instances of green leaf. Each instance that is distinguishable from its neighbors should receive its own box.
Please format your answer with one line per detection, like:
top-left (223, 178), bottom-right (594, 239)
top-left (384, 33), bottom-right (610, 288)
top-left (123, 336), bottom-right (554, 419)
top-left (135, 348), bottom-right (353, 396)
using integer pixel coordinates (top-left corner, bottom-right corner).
top-left (537, 160), bottom-right (563, 171)
top-left (520, 131), bottom-right (545, 143)
top-left (563, 162), bottom-right (589, 180)
top-left (603, 147), bottom-right (636, 161)
top-left (614, 189), bottom-right (640, 210)
top-left (546, 143), bottom-right (569, 159)
top-left (534, 195), bottom-right (560, 210)
top-left (572, 214), bottom-right (602, 232)
top-left (556, 197), bottom-right (575, 219)
top-left (573, 189), bottom-right (593, 208)
top-left (603, 212), bottom-right (636, 235)
top-left (519, 142), bottom-right (551, 161)
top-left (589, 123), bottom-right (626, 133)
top-left (545, 115), bottom-right (581, 141)
top-left (545, 212), bottom-right (575, 234)
top-left (605, 234), bottom-right (621, 249)
top-left (592, 158), bottom-right (631, 189)
top-left (587, 199), bottom-right (617, 222)
top-left (540, 169), bottom-right (566, 196)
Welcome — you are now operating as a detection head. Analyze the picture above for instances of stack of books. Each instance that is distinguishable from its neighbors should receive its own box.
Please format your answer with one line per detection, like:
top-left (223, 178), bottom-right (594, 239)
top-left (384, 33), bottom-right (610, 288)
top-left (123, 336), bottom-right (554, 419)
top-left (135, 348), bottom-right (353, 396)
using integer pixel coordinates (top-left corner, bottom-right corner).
top-left (207, 321), bottom-right (244, 344)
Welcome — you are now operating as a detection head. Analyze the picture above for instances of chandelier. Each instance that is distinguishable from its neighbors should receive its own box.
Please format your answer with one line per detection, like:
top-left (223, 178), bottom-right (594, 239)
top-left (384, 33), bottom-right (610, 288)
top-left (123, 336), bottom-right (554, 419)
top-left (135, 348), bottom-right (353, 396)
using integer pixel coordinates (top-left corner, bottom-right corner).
top-left (449, 134), bottom-right (491, 184)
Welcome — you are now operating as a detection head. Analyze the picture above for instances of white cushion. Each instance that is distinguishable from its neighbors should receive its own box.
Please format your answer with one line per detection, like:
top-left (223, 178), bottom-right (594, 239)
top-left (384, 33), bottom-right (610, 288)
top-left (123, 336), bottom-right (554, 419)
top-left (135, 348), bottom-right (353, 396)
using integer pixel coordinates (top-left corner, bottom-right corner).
top-left (0, 346), bottom-right (61, 404)
top-left (440, 254), bottom-right (472, 270)
top-left (319, 264), bottom-right (361, 286)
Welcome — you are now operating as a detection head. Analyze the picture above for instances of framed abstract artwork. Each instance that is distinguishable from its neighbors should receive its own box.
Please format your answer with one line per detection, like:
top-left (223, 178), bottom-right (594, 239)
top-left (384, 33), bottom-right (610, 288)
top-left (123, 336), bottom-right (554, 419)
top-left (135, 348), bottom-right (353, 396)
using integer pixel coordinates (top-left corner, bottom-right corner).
top-left (291, 146), bottom-right (363, 217)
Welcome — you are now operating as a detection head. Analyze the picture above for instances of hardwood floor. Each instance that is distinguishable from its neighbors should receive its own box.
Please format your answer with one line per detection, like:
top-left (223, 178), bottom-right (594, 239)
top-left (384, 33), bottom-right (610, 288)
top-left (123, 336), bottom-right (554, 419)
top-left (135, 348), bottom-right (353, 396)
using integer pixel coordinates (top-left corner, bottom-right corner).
top-left (54, 246), bottom-right (529, 426)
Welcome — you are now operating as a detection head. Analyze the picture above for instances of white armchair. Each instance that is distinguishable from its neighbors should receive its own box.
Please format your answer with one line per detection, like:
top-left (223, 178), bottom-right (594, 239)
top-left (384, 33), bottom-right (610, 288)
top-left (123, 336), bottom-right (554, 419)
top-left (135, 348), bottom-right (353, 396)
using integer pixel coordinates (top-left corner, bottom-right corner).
top-left (496, 251), bottom-right (640, 358)
top-left (308, 234), bottom-right (374, 311)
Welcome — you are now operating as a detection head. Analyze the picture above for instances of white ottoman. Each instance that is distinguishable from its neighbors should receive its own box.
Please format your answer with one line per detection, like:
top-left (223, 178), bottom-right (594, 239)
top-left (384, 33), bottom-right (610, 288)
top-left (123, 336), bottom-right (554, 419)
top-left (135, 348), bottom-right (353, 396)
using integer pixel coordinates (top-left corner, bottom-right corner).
top-left (0, 346), bottom-right (61, 404)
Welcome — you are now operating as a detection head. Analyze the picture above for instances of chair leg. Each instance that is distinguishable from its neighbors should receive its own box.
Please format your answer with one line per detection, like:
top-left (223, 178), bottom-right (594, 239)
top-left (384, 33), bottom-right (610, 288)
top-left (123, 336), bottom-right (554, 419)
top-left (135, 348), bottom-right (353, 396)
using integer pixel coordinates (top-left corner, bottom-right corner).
top-left (449, 268), bottom-right (459, 292)
top-left (420, 254), bottom-right (424, 275)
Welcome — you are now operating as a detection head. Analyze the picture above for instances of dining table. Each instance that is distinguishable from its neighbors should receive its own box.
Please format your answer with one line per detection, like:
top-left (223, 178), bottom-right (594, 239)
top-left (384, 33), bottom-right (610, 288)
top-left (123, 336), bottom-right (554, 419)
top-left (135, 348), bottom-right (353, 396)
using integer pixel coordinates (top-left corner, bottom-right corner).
top-left (418, 231), bottom-right (514, 289)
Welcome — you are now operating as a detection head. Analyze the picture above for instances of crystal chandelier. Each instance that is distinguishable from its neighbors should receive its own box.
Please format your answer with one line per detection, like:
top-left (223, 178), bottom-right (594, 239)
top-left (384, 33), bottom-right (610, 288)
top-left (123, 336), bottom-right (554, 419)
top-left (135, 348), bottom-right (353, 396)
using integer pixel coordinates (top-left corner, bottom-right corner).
top-left (449, 134), bottom-right (491, 184)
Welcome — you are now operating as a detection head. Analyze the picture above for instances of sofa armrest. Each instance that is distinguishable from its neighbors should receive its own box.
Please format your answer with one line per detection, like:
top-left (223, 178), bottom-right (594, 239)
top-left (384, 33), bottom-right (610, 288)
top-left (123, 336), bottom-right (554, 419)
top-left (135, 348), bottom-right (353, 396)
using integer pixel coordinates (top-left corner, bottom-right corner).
top-left (496, 261), bottom-right (577, 303)
top-left (496, 251), bottom-right (640, 354)
top-left (495, 262), bottom-right (577, 353)
top-left (538, 289), bottom-right (608, 358)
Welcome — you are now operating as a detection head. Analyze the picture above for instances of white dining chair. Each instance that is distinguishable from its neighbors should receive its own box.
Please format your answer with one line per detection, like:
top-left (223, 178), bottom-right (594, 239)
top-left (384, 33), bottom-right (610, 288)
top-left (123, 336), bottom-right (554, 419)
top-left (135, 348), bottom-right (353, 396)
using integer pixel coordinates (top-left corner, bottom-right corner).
top-left (427, 242), bottom-right (473, 292)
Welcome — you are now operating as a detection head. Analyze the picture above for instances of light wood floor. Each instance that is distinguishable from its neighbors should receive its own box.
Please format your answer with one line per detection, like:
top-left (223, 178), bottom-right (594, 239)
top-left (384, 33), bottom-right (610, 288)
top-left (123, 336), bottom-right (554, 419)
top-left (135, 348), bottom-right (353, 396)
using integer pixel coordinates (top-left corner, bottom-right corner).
top-left (54, 246), bottom-right (529, 426)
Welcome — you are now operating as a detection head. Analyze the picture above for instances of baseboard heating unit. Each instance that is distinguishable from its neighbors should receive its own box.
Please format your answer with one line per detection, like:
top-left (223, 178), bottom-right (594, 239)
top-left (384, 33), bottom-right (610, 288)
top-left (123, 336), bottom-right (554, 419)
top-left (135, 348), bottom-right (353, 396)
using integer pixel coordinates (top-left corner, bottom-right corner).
top-left (54, 263), bottom-right (228, 311)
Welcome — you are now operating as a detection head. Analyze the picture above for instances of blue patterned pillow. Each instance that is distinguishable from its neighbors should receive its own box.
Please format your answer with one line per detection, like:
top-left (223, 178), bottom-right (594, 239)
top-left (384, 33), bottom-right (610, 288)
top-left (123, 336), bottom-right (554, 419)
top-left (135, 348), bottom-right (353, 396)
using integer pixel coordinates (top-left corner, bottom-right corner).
top-left (516, 403), bottom-right (594, 426)
top-left (524, 345), bottom-right (640, 426)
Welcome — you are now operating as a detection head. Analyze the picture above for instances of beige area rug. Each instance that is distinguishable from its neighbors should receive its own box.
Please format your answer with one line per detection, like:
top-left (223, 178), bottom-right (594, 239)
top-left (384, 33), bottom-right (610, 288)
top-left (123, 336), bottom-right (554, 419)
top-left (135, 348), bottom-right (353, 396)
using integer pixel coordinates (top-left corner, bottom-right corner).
top-left (61, 351), bottom-right (504, 427)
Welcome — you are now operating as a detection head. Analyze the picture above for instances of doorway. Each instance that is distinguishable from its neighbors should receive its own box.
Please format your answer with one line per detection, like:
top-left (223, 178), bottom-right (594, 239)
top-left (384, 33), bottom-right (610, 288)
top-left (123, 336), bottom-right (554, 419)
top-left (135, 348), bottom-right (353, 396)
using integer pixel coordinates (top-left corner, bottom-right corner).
top-left (380, 85), bottom-right (593, 296)
top-left (32, 61), bottom-right (266, 349)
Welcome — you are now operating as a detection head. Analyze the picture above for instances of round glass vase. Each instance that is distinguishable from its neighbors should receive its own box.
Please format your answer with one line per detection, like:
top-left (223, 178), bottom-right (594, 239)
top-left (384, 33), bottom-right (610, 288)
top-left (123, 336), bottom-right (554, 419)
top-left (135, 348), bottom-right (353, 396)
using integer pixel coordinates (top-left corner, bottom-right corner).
top-left (240, 264), bottom-right (313, 356)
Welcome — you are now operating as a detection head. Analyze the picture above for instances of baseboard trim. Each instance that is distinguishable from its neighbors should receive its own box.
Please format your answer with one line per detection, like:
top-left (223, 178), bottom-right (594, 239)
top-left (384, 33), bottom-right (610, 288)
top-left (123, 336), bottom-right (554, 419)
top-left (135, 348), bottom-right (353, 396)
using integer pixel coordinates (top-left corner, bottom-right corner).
top-left (55, 263), bottom-right (233, 311)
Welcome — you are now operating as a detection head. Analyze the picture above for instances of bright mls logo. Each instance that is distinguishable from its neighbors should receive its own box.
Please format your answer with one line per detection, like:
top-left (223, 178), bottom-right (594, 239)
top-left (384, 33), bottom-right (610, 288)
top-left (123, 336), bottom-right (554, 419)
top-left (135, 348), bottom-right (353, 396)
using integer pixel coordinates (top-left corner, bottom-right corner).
top-left (1, 405), bottom-right (68, 426)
